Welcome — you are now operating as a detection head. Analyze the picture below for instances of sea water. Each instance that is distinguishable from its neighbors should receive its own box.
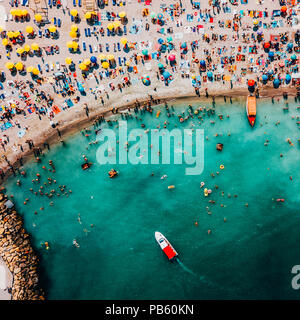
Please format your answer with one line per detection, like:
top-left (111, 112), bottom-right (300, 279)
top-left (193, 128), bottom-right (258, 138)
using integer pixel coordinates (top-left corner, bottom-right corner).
top-left (4, 98), bottom-right (300, 299)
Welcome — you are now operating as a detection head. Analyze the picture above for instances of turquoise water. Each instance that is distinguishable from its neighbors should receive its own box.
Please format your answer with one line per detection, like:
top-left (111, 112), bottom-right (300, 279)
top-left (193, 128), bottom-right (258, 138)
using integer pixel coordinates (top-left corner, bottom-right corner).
top-left (4, 98), bottom-right (300, 299)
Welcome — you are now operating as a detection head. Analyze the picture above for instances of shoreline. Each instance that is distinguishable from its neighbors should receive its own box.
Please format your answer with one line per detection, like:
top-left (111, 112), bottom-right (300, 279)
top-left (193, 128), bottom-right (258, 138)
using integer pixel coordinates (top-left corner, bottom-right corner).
top-left (0, 85), bottom-right (297, 186)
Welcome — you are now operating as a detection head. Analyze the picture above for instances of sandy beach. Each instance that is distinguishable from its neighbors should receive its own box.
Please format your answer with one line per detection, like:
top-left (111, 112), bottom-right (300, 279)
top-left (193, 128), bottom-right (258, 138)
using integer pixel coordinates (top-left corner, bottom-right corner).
top-left (0, 257), bottom-right (12, 300)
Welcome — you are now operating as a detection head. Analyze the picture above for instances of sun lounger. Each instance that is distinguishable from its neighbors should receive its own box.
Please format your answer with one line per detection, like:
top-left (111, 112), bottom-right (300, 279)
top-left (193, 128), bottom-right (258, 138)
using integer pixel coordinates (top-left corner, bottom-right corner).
top-left (88, 28), bottom-right (91, 37)
top-left (78, 0), bottom-right (82, 7)
top-left (83, 42), bottom-right (86, 51)
top-left (54, 17), bottom-right (57, 26)
top-left (48, 0), bottom-right (52, 8)
top-left (89, 45), bottom-right (93, 53)
top-left (84, 28), bottom-right (88, 37)
top-left (58, 19), bottom-right (61, 27)
top-left (73, 0), bottom-right (76, 6)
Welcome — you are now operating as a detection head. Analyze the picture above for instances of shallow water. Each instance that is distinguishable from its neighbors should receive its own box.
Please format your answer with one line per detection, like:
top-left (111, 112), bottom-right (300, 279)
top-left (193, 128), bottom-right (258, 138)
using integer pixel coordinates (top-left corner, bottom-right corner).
top-left (4, 98), bottom-right (300, 299)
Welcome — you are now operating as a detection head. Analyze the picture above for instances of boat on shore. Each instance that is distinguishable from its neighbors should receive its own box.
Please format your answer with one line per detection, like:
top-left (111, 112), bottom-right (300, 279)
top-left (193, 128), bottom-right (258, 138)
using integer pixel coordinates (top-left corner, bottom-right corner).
top-left (155, 231), bottom-right (178, 261)
top-left (246, 95), bottom-right (256, 127)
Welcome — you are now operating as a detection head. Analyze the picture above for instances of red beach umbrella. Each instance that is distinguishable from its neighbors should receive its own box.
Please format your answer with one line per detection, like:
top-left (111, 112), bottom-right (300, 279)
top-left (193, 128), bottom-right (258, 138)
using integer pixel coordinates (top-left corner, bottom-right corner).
top-left (281, 6), bottom-right (287, 12)
top-left (168, 54), bottom-right (176, 61)
top-left (248, 79), bottom-right (255, 87)
top-left (264, 42), bottom-right (271, 49)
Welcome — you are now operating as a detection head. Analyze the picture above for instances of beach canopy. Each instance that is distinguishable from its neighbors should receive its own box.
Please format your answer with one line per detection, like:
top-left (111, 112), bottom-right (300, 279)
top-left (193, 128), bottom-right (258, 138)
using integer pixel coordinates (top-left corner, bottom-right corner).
top-left (6, 62), bottom-right (14, 70)
top-left (287, 43), bottom-right (293, 49)
top-left (35, 14), bottom-right (42, 22)
top-left (15, 62), bottom-right (23, 71)
top-left (7, 31), bottom-right (14, 39)
top-left (71, 9), bottom-right (78, 17)
top-left (90, 56), bottom-right (97, 63)
top-left (25, 26), bottom-right (34, 34)
top-left (248, 79), bottom-right (255, 86)
top-left (65, 57), bottom-right (73, 65)
top-left (113, 21), bottom-right (121, 29)
top-left (67, 41), bottom-right (73, 48)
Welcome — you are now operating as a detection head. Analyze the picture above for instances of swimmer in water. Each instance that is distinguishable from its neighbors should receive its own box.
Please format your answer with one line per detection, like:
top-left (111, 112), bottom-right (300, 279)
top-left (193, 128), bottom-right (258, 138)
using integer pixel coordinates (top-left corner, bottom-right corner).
top-left (161, 175), bottom-right (167, 180)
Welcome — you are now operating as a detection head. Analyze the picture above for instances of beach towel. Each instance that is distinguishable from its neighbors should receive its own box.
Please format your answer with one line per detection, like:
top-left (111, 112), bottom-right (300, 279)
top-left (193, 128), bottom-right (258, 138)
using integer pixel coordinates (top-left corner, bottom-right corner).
top-left (133, 66), bottom-right (138, 74)
top-left (0, 122), bottom-right (12, 132)
top-left (52, 105), bottom-right (61, 114)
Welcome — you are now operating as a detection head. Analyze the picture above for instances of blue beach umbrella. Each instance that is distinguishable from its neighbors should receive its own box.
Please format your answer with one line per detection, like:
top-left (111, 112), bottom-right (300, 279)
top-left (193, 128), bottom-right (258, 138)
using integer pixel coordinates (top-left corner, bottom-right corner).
top-left (200, 60), bottom-right (206, 67)
top-left (273, 78), bottom-right (280, 88)
top-left (90, 56), bottom-right (97, 64)
top-left (158, 38), bottom-right (164, 44)
top-left (181, 42), bottom-right (187, 49)
top-left (142, 49), bottom-right (148, 56)
top-left (207, 71), bottom-right (213, 78)
top-left (262, 74), bottom-right (268, 83)
top-left (163, 71), bottom-right (171, 79)
top-left (285, 74), bottom-right (291, 84)
top-left (287, 43), bottom-right (293, 50)
top-left (291, 54), bottom-right (297, 60)
top-left (166, 36), bottom-right (173, 43)
top-left (157, 13), bottom-right (163, 20)
top-left (268, 51), bottom-right (274, 59)
top-left (158, 63), bottom-right (164, 69)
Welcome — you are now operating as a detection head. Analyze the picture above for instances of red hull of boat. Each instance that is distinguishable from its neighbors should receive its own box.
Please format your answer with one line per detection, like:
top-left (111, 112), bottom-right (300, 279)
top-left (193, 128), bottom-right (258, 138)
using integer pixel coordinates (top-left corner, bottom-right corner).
top-left (248, 115), bottom-right (256, 127)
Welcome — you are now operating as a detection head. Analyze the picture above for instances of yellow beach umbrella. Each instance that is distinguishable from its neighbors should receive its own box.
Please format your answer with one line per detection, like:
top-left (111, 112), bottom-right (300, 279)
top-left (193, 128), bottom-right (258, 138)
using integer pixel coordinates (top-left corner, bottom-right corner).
top-left (69, 30), bottom-right (77, 38)
top-left (48, 25), bottom-right (57, 33)
top-left (119, 11), bottom-right (126, 18)
top-left (113, 21), bottom-right (121, 29)
top-left (15, 9), bottom-right (22, 17)
top-left (98, 54), bottom-right (106, 61)
top-left (24, 44), bottom-right (31, 52)
top-left (16, 47), bottom-right (24, 54)
top-left (71, 24), bottom-right (78, 32)
top-left (253, 19), bottom-right (259, 25)
top-left (31, 43), bottom-right (39, 51)
top-left (10, 9), bottom-right (17, 16)
top-left (25, 26), bottom-right (34, 34)
top-left (67, 41), bottom-right (73, 48)
top-left (32, 68), bottom-right (39, 75)
top-left (35, 14), bottom-right (42, 22)
top-left (85, 12), bottom-right (92, 20)
top-left (27, 66), bottom-right (33, 73)
top-left (107, 54), bottom-right (115, 60)
top-left (65, 57), bottom-right (72, 65)
top-left (125, 61), bottom-right (130, 66)
top-left (22, 9), bottom-right (28, 16)
top-left (72, 41), bottom-right (79, 50)
top-left (15, 62), bottom-right (24, 71)
top-left (84, 59), bottom-right (91, 65)
top-left (79, 63), bottom-right (87, 70)
top-left (102, 61), bottom-right (109, 69)
top-left (13, 31), bottom-right (20, 38)
top-left (7, 31), bottom-right (14, 39)
top-left (70, 9), bottom-right (78, 17)
top-left (107, 23), bottom-right (114, 30)
top-left (2, 38), bottom-right (9, 46)
top-left (120, 37), bottom-right (127, 45)
top-left (6, 62), bottom-right (14, 70)
top-left (0, 26), bottom-right (4, 33)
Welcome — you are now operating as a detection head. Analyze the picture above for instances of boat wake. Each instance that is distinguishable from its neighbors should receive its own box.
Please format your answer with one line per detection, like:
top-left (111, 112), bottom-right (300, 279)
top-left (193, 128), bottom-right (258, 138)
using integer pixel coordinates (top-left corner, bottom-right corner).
top-left (175, 257), bottom-right (197, 276)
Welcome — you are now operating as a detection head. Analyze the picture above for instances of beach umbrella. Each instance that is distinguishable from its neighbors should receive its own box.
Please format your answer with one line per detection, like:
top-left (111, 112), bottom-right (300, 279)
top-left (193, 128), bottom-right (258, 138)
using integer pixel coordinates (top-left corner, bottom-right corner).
top-left (70, 9), bottom-right (78, 17)
top-left (119, 11), bottom-right (126, 18)
top-left (31, 43), bottom-right (39, 51)
top-left (158, 38), bottom-right (164, 44)
top-left (83, 59), bottom-right (91, 66)
top-left (15, 9), bottom-right (22, 17)
top-left (85, 12), bottom-right (92, 20)
top-left (150, 12), bottom-right (156, 19)
top-left (268, 51), bottom-right (274, 59)
top-left (163, 71), bottom-right (171, 79)
top-left (262, 74), bottom-right (268, 82)
top-left (158, 63), bottom-right (164, 69)
top-left (264, 42), bottom-right (271, 49)
top-left (15, 62), bottom-right (24, 71)
top-left (279, 61), bottom-right (285, 68)
top-left (48, 25), bottom-right (57, 33)
top-left (72, 41), bottom-right (79, 50)
top-left (142, 77), bottom-right (150, 86)
top-left (16, 47), bottom-right (24, 54)
top-left (7, 31), bottom-right (14, 39)
top-left (0, 26), bottom-right (4, 32)
top-left (69, 30), bottom-right (78, 38)
top-left (287, 43), bottom-right (293, 50)
top-left (113, 21), bottom-right (121, 29)
top-left (22, 9), bottom-right (28, 16)
top-left (253, 19), bottom-right (259, 25)
top-left (13, 31), bottom-right (20, 38)
top-left (25, 26), bottom-right (34, 34)
top-left (157, 13), bottom-right (163, 20)
top-left (125, 61), bottom-right (130, 67)
top-left (120, 37), bottom-right (127, 46)
top-left (281, 6), bottom-right (287, 13)
top-left (142, 49), bottom-right (148, 56)
top-left (248, 79), bottom-right (255, 87)
top-left (107, 54), bottom-right (115, 60)
top-left (285, 74), bottom-right (291, 84)
top-left (10, 9), bottom-right (17, 16)
top-left (166, 36), bottom-right (173, 43)
top-left (181, 42), bottom-right (187, 49)
top-left (24, 44), bottom-right (31, 52)
top-left (79, 63), bottom-right (87, 71)
top-left (200, 60), bottom-right (206, 67)
top-left (2, 38), bottom-right (9, 46)
top-left (35, 14), bottom-right (42, 22)
top-left (207, 71), bottom-right (213, 78)
top-left (32, 68), bottom-right (39, 75)
top-left (5, 62), bottom-right (14, 70)
top-left (98, 54), bottom-right (106, 61)
top-left (65, 57), bottom-right (72, 65)
top-left (67, 41), bottom-right (73, 49)
top-left (71, 25), bottom-right (78, 32)
top-left (168, 54), bottom-right (176, 61)
top-left (27, 66), bottom-right (33, 73)
top-left (273, 79), bottom-right (280, 88)
top-left (90, 56), bottom-right (97, 64)
top-left (107, 23), bottom-right (114, 30)
top-left (102, 61), bottom-right (109, 69)
top-left (291, 54), bottom-right (297, 60)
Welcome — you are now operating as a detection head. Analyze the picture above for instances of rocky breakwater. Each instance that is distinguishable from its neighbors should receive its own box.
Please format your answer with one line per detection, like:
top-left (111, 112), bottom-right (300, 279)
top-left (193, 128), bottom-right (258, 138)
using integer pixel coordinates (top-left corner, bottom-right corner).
top-left (0, 192), bottom-right (44, 300)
